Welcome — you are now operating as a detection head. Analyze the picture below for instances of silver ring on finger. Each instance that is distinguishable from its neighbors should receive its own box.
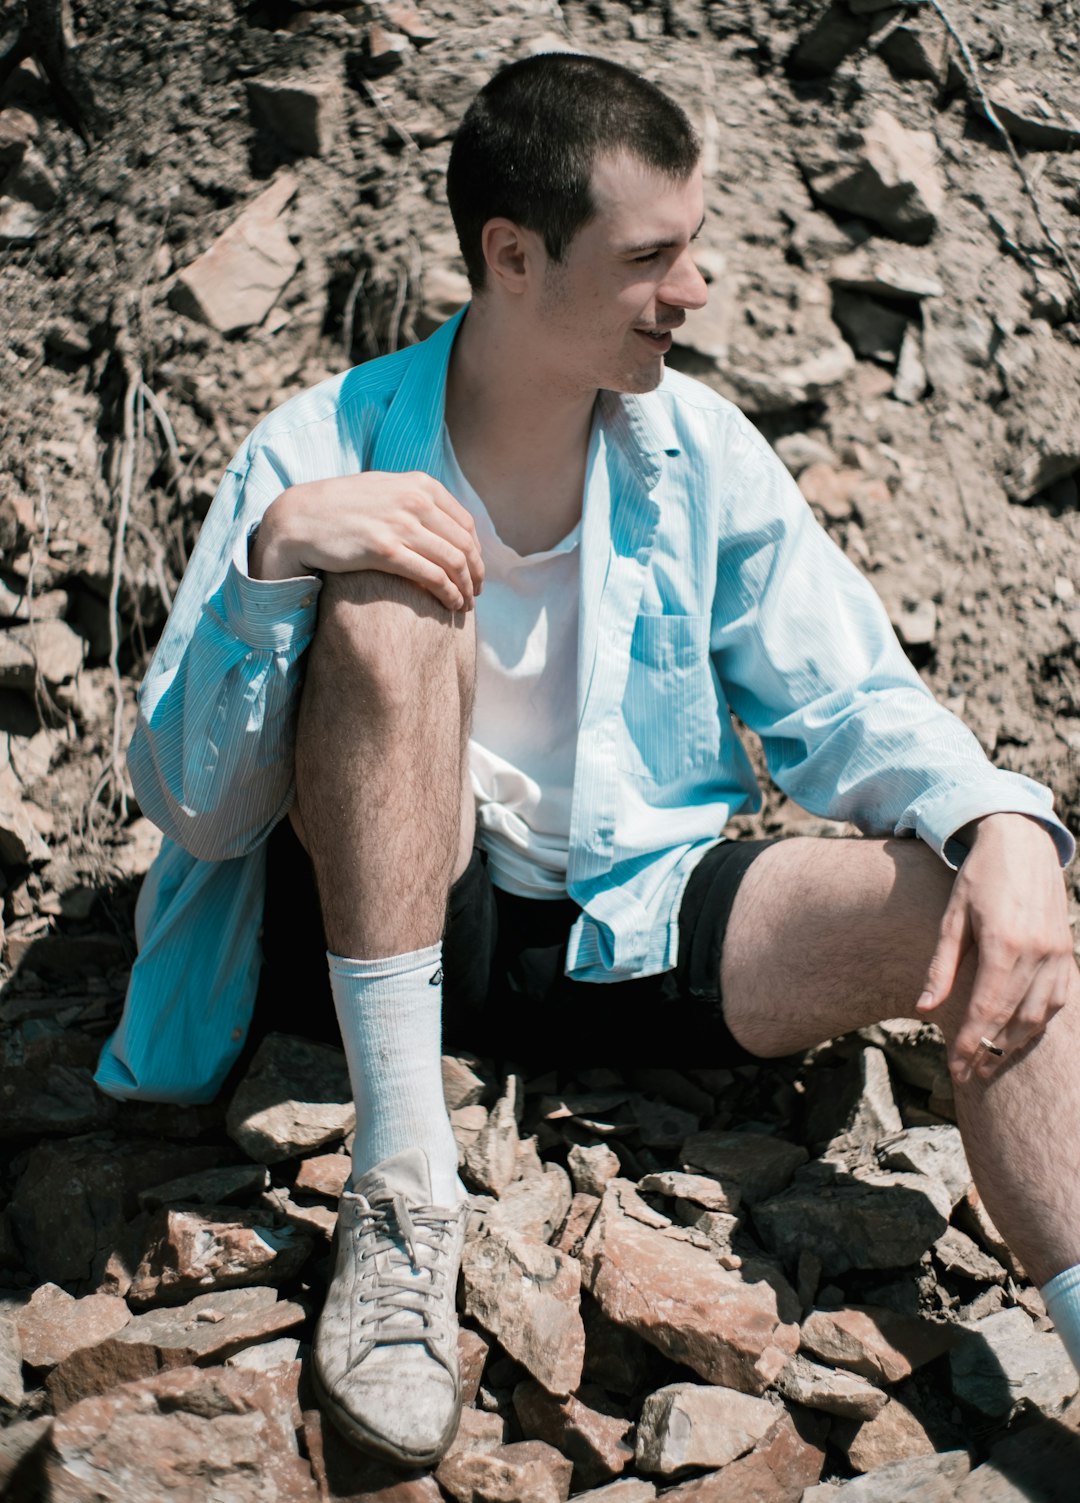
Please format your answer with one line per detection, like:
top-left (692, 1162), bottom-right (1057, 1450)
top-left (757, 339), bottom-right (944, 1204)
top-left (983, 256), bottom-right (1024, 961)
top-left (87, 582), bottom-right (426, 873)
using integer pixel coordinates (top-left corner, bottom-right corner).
top-left (978, 1035), bottom-right (1006, 1058)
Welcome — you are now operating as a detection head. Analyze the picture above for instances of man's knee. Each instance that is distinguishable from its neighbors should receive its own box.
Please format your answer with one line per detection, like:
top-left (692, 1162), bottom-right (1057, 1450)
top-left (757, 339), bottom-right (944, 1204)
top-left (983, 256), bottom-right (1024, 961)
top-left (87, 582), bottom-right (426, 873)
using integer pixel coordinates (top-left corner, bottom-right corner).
top-left (309, 570), bottom-right (473, 715)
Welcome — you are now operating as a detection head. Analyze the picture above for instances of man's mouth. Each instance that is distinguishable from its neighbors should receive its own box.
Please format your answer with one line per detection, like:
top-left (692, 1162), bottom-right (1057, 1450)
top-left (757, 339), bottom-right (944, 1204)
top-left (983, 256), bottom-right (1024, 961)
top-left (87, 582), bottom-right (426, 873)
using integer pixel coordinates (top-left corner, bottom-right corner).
top-left (635, 327), bottom-right (677, 352)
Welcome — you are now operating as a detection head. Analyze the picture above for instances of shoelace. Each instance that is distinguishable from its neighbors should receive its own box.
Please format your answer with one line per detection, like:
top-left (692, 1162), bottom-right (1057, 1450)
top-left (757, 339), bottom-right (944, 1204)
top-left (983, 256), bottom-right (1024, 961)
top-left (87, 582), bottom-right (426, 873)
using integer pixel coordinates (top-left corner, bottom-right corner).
top-left (353, 1192), bottom-right (460, 1345)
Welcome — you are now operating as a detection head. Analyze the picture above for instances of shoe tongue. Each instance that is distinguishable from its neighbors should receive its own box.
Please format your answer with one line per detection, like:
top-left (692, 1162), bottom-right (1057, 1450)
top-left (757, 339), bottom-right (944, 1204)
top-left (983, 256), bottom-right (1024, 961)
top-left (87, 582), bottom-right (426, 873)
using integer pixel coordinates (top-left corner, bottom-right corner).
top-left (354, 1146), bottom-right (433, 1206)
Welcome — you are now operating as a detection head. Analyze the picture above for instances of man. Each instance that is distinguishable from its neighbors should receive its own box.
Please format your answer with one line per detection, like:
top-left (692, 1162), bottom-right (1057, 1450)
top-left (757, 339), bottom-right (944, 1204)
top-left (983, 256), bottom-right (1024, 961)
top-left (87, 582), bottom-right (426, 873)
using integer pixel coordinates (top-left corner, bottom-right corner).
top-left (97, 54), bottom-right (1080, 1467)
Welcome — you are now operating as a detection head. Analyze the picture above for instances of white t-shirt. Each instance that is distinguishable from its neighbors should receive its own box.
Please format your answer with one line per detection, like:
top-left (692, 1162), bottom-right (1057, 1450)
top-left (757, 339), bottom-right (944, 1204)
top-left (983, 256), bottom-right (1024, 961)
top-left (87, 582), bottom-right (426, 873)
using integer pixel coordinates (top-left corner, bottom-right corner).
top-left (441, 426), bottom-right (586, 899)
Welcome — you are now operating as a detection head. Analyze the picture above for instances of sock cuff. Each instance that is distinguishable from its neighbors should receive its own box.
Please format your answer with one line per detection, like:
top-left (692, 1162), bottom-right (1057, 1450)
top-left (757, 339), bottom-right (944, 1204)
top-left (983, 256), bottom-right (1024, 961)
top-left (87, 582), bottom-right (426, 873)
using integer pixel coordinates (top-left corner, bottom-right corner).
top-left (1042, 1263), bottom-right (1080, 1308)
top-left (327, 942), bottom-right (442, 984)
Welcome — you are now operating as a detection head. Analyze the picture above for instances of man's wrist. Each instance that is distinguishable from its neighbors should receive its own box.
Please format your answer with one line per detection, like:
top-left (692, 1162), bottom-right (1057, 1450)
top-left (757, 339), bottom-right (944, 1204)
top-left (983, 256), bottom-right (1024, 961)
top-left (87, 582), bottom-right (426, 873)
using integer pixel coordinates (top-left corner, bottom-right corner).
top-left (958, 811), bottom-right (1058, 853)
top-left (249, 491), bottom-right (304, 580)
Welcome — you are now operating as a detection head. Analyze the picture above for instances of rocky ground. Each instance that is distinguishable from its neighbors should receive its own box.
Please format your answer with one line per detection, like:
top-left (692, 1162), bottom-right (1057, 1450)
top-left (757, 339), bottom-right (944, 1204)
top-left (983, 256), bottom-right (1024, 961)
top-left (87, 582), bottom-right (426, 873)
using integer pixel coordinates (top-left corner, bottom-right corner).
top-left (2, 0), bottom-right (1080, 1497)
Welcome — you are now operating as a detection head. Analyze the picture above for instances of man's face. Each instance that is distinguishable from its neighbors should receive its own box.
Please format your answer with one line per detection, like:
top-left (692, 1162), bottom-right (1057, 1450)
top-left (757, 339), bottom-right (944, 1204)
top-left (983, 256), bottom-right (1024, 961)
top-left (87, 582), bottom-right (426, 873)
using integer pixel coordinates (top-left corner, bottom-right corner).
top-left (532, 150), bottom-right (708, 397)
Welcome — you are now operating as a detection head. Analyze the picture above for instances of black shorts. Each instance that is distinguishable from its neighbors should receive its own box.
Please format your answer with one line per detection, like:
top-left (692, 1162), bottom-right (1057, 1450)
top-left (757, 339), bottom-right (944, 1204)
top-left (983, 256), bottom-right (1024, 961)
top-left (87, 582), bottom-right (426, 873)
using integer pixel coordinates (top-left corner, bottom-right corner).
top-left (254, 819), bottom-right (780, 1070)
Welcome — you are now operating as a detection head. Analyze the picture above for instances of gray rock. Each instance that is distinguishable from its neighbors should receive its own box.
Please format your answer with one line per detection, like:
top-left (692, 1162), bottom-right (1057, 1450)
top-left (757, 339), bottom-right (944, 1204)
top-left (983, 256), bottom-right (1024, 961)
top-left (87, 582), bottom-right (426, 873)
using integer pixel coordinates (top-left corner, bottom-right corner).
top-left (0, 1301), bottom-right (24, 1408)
top-left (486, 1162), bottom-right (573, 1243)
top-left (442, 1053), bottom-right (487, 1110)
top-left (638, 1170), bottom-right (739, 1213)
top-left (877, 1125), bottom-right (971, 1210)
top-left (832, 291), bottom-right (909, 365)
top-left (464, 1074), bottom-right (521, 1196)
top-left (568, 1143), bottom-right (622, 1198)
top-left (226, 1033), bottom-right (354, 1164)
top-left (681, 1129), bottom-right (808, 1203)
top-left (752, 1166), bottom-right (950, 1276)
top-left (934, 1226), bottom-right (1006, 1285)
top-left (804, 1047), bottom-right (902, 1155)
top-left (0, 619), bottom-right (86, 691)
top-left (950, 1306), bottom-right (1078, 1419)
top-left (462, 1227), bottom-right (585, 1396)
top-left (803, 1449), bottom-right (972, 1499)
top-left (245, 75), bottom-right (341, 157)
top-left (776, 1352), bottom-right (888, 1420)
top-left (138, 1164), bottom-right (270, 1211)
top-left (803, 110), bottom-right (944, 244)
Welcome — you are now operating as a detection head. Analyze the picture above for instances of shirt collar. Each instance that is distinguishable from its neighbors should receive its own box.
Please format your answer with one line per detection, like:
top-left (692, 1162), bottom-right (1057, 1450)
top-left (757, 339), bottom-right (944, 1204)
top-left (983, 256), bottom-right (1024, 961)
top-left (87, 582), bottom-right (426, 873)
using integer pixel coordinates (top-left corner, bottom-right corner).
top-left (379, 307), bottom-right (683, 492)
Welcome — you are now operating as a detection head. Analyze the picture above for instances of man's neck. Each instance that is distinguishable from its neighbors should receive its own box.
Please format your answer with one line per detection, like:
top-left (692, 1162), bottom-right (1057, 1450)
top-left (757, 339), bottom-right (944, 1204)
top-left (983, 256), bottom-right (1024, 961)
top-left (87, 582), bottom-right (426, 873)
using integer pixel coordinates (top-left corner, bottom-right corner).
top-left (443, 302), bottom-right (595, 554)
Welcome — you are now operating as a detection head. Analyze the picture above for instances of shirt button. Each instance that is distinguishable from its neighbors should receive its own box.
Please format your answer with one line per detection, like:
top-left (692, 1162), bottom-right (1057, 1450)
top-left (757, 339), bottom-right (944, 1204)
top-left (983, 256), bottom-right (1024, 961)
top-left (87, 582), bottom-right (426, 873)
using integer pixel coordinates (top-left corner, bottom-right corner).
top-left (300, 595), bottom-right (313, 608)
top-left (231, 1027), bottom-right (243, 1042)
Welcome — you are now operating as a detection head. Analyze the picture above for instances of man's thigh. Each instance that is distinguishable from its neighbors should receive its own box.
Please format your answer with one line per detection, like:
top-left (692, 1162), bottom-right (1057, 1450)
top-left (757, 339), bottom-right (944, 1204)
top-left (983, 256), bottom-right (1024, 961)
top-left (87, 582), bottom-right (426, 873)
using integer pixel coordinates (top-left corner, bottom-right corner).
top-left (718, 835), bottom-right (955, 1058)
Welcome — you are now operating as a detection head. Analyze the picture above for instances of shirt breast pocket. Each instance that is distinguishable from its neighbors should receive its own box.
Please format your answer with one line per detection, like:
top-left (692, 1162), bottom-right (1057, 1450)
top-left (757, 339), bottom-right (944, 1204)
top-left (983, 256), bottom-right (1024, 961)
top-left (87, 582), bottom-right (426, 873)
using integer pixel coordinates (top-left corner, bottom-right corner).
top-left (620, 613), bottom-right (720, 785)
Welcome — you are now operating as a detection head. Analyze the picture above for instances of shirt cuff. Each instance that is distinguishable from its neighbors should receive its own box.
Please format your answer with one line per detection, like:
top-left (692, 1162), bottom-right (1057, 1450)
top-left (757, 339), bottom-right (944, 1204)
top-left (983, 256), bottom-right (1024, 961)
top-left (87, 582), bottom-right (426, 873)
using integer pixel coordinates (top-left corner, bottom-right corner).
top-left (913, 781), bottom-right (1076, 871)
top-left (221, 554), bottom-right (321, 654)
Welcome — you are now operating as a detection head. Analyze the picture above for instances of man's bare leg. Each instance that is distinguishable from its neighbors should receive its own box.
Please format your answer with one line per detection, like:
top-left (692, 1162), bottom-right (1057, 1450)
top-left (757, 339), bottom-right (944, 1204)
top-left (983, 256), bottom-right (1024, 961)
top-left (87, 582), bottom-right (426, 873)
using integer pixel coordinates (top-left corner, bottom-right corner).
top-left (300, 570), bottom-right (477, 1467)
top-left (720, 836), bottom-right (1080, 1290)
top-left (295, 568), bottom-right (475, 960)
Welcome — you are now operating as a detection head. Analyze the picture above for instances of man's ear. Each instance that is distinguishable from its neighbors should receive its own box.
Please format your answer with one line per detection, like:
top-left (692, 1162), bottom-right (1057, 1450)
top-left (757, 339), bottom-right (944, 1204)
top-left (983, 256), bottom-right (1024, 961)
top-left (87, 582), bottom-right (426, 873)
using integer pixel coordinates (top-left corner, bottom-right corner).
top-left (480, 218), bottom-right (541, 295)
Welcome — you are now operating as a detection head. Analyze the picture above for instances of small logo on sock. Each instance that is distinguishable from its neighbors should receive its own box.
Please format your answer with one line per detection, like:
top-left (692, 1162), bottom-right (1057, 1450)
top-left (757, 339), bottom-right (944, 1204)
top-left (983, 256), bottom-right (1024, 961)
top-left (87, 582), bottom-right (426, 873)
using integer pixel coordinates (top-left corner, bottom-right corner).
top-left (429, 966), bottom-right (443, 985)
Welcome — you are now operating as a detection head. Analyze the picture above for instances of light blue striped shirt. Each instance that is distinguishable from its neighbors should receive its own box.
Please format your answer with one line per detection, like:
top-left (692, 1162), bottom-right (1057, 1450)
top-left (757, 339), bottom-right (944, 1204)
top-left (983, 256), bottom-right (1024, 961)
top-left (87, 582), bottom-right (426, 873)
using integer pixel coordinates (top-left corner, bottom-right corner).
top-left (96, 308), bottom-right (1074, 1104)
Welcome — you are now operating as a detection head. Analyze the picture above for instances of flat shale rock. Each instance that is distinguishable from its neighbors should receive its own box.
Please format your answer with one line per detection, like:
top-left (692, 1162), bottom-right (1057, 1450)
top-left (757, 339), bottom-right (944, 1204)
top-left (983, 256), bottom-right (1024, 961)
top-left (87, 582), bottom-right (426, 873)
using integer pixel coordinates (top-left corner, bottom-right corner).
top-left (752, 1167), bottom-right (949, 1276)
top-left (799, 1304), bottom-right (953, 1384)
top-left (461, 1227), bottom-right (585, 1396)
top-left (0, 1301), bottom-right (23, 1407)
top-left (956, 1396), bottom-right (1080, 1500)
top-left (934, 1226), bottom-right (1006, 1285)
top-left (949, 1305), bottom-right (1078, 1419)
top-left (442, 1054), bottom-right (487, 1111)
top-left (305, 1406), bottom-right (444, 1501)
top-left (776, 1352), bottom-right (888, 1420)
top-left (47, 1286), bottom-right (306, 1409)
top-left (638, 1171), bottom-right (739, 1214)
top-left (580, 1183), bottom-right (798, 1394)
top-left (553, 1192), bottom-right (601, 1258)
top-left (42, 1363), bottom-right (316, 1500)
top-left (680, 1132), bottom-right (807, 1204)
top-left (655, 1409), bottom-right (826, 1502)
top-left (463, 1074), bottom-right (520, 1196)
top-left (0, 618), bottom-right (86, 691)
top-left (138, 1163), bottom-right (270, 1211)
top-left (833, 1396), bottom-right (936, 1474)
top-left (804, 1046), bottom-right (902, 1153)
top-left (293, 1154), bottom-right (351, 1201)
top-left (635, 1382), bottom-right (778, 1477)
top-left (513, 1379), bottom-right (634, 1488)
top-left (571, 1484), bottom-right (656, 1502)
top-left (245, 75), bottom-right (341, 157)
top-left (15, 1283), bottom-right (130, 1369)
top-left (803, 1449), bottom-right (972, 1499)
top-left (437, 1439), bottom-right (573, 1503)
top-left (227, 1034), bottom-right (355, 1163)
top-left (127, 1204), bottom-right (313, 1306)
top-left (801, 109), bottom-right (943, 244)
top-left (485, 1162), bottom-right (572, 1243)
top-left (876, 1125), bottom-right (971, 1209)
top-left (169, 174), bottom-right (300, 335)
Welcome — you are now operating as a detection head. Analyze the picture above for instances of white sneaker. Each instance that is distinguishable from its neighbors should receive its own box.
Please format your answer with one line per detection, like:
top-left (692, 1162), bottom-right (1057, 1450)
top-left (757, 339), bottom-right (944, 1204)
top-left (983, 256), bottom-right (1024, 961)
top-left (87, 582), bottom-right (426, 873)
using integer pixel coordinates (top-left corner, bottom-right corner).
top-left (312, 1146), bottom-right (467, 1466)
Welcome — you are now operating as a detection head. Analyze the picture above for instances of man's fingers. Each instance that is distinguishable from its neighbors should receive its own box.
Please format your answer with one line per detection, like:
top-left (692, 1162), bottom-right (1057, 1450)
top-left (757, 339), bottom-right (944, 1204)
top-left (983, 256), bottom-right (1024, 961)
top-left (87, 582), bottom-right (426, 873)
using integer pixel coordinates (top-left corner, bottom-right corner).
top-left (950, 952), bottom-right (1032, 1084)
top-left (916, 903), bottom-right (967, 1014)
top-left (414, 504), bottom-right (485, 594)
top-left (385, 548), bottom-right (466, 612)
top-left (971, 959), bottom-right (1070, 1079)
top-left (419, 477), bottom-right (485, 589)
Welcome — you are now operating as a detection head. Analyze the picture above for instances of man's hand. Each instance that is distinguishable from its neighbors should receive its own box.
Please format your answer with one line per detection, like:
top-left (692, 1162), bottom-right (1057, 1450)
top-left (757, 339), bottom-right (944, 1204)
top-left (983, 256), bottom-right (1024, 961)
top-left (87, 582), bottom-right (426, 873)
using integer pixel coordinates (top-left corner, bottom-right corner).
top-left (916, 812), bottom-right (1075, 1084)
top-left (250, 471), bottom-right (484, 612)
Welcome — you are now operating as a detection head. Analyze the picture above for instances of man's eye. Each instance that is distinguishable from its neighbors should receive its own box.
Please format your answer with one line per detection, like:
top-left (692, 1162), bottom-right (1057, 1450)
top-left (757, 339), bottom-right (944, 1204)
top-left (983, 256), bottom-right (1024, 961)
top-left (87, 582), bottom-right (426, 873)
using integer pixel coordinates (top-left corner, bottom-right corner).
top-left (632, 251), bottom-right (659, 264)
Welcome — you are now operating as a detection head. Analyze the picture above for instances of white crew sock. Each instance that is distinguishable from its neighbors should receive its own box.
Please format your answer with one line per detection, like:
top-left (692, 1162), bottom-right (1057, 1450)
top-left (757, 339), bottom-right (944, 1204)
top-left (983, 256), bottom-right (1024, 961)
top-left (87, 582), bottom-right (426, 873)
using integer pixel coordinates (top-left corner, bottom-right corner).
top-left (1042, 1264), bottom-right (1080, 1373)
top-left (327, 943), bottom-right (461, 1205)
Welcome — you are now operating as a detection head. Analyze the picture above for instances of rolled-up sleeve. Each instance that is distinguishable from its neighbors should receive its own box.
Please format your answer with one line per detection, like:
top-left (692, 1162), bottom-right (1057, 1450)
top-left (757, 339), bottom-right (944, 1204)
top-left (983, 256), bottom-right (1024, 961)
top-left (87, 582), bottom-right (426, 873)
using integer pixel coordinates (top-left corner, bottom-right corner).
top-left (710, 418), bottom-right (1075, 869)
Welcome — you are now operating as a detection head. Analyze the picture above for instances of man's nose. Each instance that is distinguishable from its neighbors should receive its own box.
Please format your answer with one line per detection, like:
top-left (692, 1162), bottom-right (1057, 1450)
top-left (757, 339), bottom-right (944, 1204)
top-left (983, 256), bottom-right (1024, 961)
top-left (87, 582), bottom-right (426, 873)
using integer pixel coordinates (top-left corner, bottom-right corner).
top-left (661, 248), bottom-right (709, 312)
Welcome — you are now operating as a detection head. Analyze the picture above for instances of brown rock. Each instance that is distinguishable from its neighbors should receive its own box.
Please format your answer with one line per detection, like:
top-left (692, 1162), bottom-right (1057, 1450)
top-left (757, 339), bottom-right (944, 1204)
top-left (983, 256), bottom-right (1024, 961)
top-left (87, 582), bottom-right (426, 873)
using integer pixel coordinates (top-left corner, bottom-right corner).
top-left (657, 1410), bottom-right (826, 1502)
top-left (568, 1143), bottom-right (622, 1197)
top-left (798, 462), bottom-right (863, 521)
top-left (452, 1105), bottom-right (488, 1164)
top-left (43, 1363), bottom-right (317, 1500)
top-left (581, 1184), bottom-right (799, 1394)
top-left (464, 1075), bottom-right (520, 1196)
top-left (170, 174), bottom-right (300, 334)
top-left (127, 1204), bottom-right (313, 1306)
top-left (227, 1034), bottom-right (355, 1163)
top-left (776, 1352), bottom-right (888, 1420)
top-left (680, 1132), bottom-right (807, 1204)
top-left (15, 1283), bottom-right (130, 1369)
top-left (461, 1228), bottom-right (585, 1396)
top-left (834, 1398), bottom-right (936, 1474)
top-left (638, 1171), bottom-right (739, 1214)
top-left (553, 1192), bottom-right (601, 1257)
top-left (246, 76), bottom-right (341, 157)
top-left (304, 1408), bottom-right (443, 1501)
top-left (442, 1055), bottom-right (487, 1110)
top-left (485, 1162), bottom-right (572, 1243)
top-left (635, 1382), bottom-right (778, 1477)
top-left (934, 1226), bottom-right (1006, 1285)
top-left (513, 1379), bottom-right (633, 1488)
top-left (0, 1301), bottom-right (23, 1407)
top-left (800, 1305), bottom-right (953, 1385)
top-left (0, 619), bottom-right (86, 691)
top-left (47, 1286), bottom-right (306, 1409)
top-left (459, 1327), bottom-right (491, 1406)
top-left (437, 1439), bottom-right (572, 1503)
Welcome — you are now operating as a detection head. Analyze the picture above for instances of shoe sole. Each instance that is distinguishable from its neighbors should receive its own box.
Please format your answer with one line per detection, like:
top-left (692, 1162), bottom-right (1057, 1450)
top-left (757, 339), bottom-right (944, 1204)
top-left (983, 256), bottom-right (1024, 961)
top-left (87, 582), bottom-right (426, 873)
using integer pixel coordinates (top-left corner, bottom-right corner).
top-left (310, 1354), bottom-right (463, 1470)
